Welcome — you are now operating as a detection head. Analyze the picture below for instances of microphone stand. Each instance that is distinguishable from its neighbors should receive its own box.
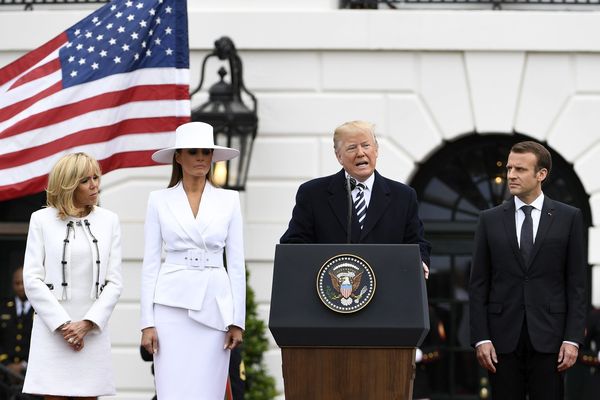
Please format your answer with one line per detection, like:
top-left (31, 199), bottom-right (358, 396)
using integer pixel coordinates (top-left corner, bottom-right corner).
top-left (346, 177), bottom-right (356, 243)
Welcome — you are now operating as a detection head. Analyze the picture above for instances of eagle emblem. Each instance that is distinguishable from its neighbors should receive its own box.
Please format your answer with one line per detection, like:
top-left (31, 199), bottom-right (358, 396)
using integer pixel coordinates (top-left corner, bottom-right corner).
top-left (329, 270), bottom-right (363, 304)
top-left (316, 254), bottom-right (376, 313)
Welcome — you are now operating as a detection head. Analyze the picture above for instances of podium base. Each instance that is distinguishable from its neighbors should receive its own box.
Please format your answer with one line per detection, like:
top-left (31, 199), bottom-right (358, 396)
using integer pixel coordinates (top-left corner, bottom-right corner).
top-left (281, 347), bottom-right (416, 400)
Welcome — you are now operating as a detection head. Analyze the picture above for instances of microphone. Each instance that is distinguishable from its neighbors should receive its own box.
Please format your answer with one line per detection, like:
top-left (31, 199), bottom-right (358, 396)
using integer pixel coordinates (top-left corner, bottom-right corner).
top-left (346, 177), bottom-right (357, 243)
top-left (348, 177), bottom-right (357, 192)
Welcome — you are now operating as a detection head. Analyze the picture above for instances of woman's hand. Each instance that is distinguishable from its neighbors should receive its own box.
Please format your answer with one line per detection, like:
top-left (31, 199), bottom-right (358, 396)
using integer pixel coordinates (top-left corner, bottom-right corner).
top-left (141, 327), bottom-right (159, 355)
top-left (224, 325), bottom-right (244, 350)
top-left (61, 320), bottom-right (94, 352)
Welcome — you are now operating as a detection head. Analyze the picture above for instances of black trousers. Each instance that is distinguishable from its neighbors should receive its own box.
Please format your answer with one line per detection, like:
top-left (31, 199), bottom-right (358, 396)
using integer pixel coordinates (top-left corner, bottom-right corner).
top-left (489, 320), bottom-right (564, 400)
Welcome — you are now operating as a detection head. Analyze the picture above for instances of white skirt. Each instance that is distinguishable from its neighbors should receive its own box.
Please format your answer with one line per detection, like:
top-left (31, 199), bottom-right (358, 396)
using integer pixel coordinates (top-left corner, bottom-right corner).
top-left (154, 304), bottom-right (230, 400)
top-left (23, 313), bottom-right (115, 396)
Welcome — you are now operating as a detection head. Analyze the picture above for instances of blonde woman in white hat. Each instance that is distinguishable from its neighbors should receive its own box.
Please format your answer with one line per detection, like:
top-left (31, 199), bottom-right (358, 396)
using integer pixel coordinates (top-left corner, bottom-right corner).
top-left (140, 122), bottom-right (245, 399)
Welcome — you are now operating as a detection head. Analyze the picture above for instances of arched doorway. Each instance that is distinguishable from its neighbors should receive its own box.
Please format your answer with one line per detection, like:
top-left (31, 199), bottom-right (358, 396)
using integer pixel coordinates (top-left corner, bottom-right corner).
top-left (409, 133), bottom-right (591, 399)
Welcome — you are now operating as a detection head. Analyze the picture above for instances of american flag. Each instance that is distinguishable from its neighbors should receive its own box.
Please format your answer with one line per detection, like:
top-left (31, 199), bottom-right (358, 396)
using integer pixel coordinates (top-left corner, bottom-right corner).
top-left (0, 0), bottom-right (190, 201)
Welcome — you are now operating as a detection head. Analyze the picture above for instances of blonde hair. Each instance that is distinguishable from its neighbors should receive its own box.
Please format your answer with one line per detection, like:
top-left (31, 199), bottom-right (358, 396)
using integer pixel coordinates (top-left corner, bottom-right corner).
top-left (46, 152), bottom-right (102, 219)
top-left (333, 120), bottom-right (377, 152)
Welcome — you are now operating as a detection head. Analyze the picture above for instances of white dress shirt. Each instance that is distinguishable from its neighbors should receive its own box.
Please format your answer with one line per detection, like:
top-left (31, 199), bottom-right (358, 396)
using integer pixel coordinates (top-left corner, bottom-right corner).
top-left (345, 172), bottom-right (375, 208)
top-left (514, 193), bottom-right (544, 246)
top-left (15, 297), bottom-right (31, 317)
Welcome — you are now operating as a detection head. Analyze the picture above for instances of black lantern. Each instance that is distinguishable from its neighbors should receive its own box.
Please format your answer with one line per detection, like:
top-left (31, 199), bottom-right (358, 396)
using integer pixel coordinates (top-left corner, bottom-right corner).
top-left (190, 37), bottom-right (258, 191)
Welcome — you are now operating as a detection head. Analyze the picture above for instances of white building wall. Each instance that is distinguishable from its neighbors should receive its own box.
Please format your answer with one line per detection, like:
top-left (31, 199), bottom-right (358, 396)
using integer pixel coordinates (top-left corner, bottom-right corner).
top-left (2, 4), bottom-right (600, 398)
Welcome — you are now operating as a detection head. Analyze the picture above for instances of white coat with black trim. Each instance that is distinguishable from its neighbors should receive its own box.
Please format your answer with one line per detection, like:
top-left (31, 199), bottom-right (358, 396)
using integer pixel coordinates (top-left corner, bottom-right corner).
top-left (23, 206), bottom-right (123, 332)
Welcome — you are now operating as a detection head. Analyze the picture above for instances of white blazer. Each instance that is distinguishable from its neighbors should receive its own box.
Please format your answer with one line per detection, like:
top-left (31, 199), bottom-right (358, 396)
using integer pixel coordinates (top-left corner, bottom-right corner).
top-left (23, 206), bottom-right (123, 332)
top-left (140, 182), bottom-right (246, 331)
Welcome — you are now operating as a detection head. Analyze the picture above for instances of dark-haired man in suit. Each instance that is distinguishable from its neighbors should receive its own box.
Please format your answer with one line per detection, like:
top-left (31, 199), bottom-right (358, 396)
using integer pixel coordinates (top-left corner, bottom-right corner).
top-left (280, 120), bottom-right (431, 272)
top-left (469, 141), bottom-right (587, 400)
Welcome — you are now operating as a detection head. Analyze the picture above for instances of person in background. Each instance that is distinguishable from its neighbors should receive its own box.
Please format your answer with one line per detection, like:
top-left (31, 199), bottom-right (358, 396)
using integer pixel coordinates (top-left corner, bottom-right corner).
top-left (0, 267), bottom-right (34, 385)
top-left (138, 346), bottom-right (156, 400)
top-left (227, 347), bottom-right (246, 400)
top-left (567, 307), bottom-right (600, 399)
top-left (413, 306), bottom-right (445, 400)
top-left (22, 152), bottom-right (123, 400)
top-left (140, 122), bottom-right (246, 400)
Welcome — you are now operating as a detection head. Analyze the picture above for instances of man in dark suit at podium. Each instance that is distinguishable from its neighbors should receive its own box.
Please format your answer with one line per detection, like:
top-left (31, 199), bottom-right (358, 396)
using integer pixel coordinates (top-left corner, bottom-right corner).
top-left (469, 141), bottom-right (587, 400)
top-left (280, 120), bottom-right (431, 270)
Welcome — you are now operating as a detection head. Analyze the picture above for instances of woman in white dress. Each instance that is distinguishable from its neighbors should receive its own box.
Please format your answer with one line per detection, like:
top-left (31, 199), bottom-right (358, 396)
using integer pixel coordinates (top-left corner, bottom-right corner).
top-left (22, 153), bottom-right (122, 399)
top-left (140, 122), bottom-right (246, 400)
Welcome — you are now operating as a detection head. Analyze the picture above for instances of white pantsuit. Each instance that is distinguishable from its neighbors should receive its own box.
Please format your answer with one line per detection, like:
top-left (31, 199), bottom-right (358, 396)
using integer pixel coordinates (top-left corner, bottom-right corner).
top-left (141, 182), bottom-right (246, 400)
top-left (22, 207), bottom-right (122, 396)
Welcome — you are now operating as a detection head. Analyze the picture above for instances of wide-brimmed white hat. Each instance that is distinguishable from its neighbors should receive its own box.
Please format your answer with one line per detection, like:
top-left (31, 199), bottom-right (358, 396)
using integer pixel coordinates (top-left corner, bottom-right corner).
top-left (151, 122), bottom-right (240, 164)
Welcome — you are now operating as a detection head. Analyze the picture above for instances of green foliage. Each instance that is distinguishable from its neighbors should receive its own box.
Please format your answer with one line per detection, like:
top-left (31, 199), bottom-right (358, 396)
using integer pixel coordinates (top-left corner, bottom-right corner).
top-left (243, 268), bottom-right (278, 400)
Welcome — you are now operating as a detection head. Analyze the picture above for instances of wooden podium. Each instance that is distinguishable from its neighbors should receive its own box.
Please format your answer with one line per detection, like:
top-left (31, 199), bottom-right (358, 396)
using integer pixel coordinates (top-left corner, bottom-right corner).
top-left (269, 244), bottom-right (429, 400)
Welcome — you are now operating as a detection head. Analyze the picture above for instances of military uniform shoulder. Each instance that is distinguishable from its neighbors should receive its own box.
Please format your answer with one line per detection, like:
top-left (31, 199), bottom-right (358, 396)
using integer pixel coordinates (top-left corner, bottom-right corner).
top-left (0, 297), bottom-right (15, 309)
top-left (0, 298), bottom-right (15, 319)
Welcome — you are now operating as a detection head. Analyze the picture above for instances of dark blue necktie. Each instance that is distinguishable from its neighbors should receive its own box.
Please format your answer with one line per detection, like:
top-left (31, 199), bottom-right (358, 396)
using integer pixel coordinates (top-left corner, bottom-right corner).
top-left (520, 205), bottom-right (534, 263)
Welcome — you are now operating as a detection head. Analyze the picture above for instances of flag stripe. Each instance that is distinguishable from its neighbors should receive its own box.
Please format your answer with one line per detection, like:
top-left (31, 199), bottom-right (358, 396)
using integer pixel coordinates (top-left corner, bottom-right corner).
top-left (1, 84), bottom-right (188, 139)
top-left (1, 98), bottom-right (190, 155)
top-left (0, 68), bottom-right (188, 132)
top-left (10, 58), bottom-right (62, 90)
top-left (1, 131), bottom-right (182, 187)
top-left (0, 81), bottom-right (62, 123)
top-left (0, 33), bottom-right (67, 86)
top-left (0, 68), bottom-right (60, 110)
top-left (0, 116), bottom-right (188, 169)
top-left (0, 150), bottom-right (160, 202)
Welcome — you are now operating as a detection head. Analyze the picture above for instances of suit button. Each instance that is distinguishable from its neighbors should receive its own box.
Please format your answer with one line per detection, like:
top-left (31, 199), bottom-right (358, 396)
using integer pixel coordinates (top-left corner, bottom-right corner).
top-left (15, 346), bottom-right (21, 352)
top-left (16, 334), bottom-right (22, 341)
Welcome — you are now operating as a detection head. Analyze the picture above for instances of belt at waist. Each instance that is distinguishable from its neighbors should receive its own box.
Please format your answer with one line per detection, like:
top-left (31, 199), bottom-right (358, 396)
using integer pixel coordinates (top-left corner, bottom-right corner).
top-left (165, 249), bottom-right (224, 269)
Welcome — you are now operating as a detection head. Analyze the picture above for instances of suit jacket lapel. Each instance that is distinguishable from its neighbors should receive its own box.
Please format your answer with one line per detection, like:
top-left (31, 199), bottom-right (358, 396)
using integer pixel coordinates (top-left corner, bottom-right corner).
top-left (528, 197), bottom-right (556, 268)
top-left (327, 169), bottom-right (359, 242)
top-left (360, 171), bottom-right (390, 240)
top-left (502, 200), bottom-right (526, 270)
top-left (166, 183), bottom-right (205, 247)
top-left (196, 183), bottom-right (216, 236)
